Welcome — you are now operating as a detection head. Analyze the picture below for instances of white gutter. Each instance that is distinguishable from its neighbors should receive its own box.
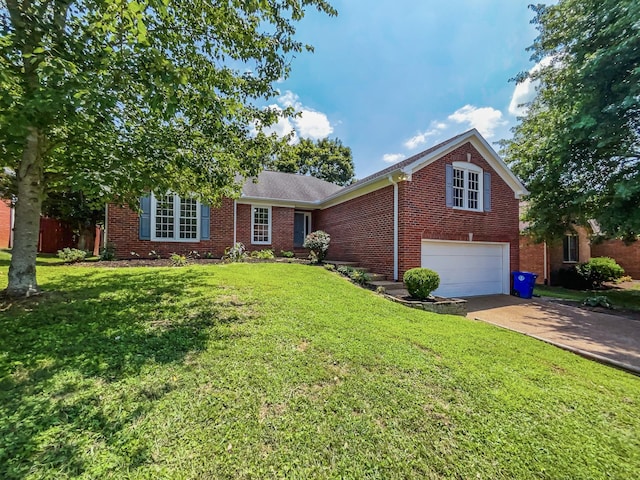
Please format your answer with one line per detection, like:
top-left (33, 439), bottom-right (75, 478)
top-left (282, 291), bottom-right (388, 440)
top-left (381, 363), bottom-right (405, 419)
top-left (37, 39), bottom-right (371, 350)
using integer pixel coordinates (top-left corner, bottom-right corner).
top-left (233, 200), bottom-right (237, 245)
top-left (388, 175), bottom-right (399, 281)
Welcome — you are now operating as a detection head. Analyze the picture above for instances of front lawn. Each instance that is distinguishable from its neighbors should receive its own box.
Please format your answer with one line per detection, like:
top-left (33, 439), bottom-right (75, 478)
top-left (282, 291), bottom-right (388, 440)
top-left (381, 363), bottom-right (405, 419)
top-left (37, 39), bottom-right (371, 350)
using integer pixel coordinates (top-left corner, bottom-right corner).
top-left (1, 254), bottom-right (639, 479)
top-left (535, 283), bottom-right (640, 311)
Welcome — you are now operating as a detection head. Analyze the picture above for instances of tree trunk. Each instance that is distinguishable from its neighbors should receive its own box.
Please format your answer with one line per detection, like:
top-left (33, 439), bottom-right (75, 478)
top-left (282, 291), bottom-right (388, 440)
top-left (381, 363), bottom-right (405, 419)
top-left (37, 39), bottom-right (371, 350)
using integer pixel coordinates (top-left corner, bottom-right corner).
top-left (6, 127), bottom-right (45, 297)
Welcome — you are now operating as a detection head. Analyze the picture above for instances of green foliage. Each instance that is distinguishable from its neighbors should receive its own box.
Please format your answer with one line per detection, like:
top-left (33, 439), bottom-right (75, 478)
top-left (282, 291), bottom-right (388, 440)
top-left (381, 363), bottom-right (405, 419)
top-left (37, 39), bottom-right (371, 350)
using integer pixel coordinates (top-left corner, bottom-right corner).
top-left (203, 252), bottom-right (216, 260)
top-left (223, 243), bottom-right (247, 263)
top-left (280, 250), bottom-right (295, 258)
top-left (555, 257), bottom-right (625, 290)
top-left (169, 253), bottom-right (189, 267)
top-left (148, 250), bottom-right (162, 260)
top-left (303, 230), bottom-right (330, 263)
top-left (403, 268), bottom-right (440, 300)
top-left (57, 247), bottom-right (87, 263)
top-left (583, 295), bottom-right (613, 309)
top-left (0, 0), bottom-right (338, 295)
top-left (348, 269), bottom-right (370, 285)
top-left (250, 249), bottom-right (275, 259)
top-left (269, 138), bottom-right (355, 186)
top-left (99, 243), bottom-right (116, 261)
top-left (337, 265), bottom-right (354, 276)
top-left (502, 0), bottom-right (640, 242)
top-left (323, 263), bottom-right (336, 271)
top-left (1, 255), bottom-right (639, 478)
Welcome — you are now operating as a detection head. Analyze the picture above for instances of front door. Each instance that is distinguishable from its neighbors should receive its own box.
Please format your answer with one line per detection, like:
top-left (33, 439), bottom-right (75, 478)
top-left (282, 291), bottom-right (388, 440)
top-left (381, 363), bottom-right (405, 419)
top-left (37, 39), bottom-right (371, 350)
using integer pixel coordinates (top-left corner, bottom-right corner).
top-left (294, 212), bottom-right (311, 247)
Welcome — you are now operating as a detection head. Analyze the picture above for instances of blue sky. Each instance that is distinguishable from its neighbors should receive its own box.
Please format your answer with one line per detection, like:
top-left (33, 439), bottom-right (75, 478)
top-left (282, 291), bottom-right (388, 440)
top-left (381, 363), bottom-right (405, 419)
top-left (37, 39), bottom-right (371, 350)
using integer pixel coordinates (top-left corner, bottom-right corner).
top-left (266, 0), bottom-right (544, 179)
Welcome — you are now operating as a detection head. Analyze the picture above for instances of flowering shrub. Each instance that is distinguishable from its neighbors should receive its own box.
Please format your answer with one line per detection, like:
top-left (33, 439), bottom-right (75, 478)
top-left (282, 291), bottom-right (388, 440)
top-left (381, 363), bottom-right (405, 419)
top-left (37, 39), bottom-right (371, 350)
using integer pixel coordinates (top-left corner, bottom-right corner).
top-left (303, 230), bottom-right (330, 263)
top-left (223, 242), bottom-right (247, 262)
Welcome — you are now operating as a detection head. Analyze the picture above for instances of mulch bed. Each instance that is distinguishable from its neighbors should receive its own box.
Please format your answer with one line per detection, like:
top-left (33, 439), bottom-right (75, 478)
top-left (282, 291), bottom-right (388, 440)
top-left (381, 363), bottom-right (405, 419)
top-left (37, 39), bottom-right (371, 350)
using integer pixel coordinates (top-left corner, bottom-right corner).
top-left (70, 257), bottom-right (309, 268)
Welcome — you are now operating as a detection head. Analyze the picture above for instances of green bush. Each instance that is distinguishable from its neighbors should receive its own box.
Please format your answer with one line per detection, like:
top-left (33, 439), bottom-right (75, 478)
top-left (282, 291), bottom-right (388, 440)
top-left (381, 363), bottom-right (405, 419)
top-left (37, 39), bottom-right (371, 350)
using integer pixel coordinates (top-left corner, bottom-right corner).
top-left (403, 268), bottom-right (440, 300)
top-left (323, 263), bottom-right (336, 271)
top-left (303, 230), bottom-right (330, 263)
top-left (348, 269), bottom-right (370, 285)
top-left (170, 253), bottom-right (189, 267)
top-left (57, 247), bottom-right (87, 263)
top-left (250, 249), bottom-right (275, 259)
top-left (585, 257), bottom-right (625, 288)
top-left (280, 250), bottom-right (295, 258)
top-left (99, 243), bottom-right (116, 261)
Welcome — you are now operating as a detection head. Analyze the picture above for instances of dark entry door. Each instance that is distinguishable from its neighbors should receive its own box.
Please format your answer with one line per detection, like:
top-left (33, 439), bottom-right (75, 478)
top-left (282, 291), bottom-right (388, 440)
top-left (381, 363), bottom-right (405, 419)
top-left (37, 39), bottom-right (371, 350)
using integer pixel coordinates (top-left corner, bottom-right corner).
top-left (294, 212), bottom-right (307, 247)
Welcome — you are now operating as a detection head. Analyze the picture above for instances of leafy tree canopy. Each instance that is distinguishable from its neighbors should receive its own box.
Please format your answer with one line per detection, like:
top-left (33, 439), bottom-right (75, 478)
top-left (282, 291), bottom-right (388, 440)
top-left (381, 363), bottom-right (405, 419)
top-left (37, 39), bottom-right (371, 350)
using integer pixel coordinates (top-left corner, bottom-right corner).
top-left (502, 0), bottom-right (640, 243)
top-left (0, 0), bottom-right (336, 296)
top-left (270, 137), bottom-right (354, 186)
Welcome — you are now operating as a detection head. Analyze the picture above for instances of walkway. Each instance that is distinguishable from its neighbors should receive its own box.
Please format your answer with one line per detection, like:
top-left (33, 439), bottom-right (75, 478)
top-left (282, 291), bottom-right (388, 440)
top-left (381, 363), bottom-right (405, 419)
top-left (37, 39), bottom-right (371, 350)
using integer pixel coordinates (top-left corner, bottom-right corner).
top-left (465, 295), bottom-right (640, 374)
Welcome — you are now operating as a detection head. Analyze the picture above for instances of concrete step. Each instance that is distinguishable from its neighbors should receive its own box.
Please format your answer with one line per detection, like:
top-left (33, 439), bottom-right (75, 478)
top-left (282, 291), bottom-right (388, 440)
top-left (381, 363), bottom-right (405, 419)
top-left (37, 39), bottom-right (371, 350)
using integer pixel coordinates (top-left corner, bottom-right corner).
top-left (369, 280), bottom-right (405, 292)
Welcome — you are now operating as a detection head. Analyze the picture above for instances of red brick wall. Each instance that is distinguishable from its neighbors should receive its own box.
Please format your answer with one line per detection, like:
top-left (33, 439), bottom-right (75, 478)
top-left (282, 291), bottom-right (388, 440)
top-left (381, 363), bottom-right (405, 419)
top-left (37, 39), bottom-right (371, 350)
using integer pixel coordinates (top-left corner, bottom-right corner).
top-left (107, 200), bottom-right (297, 259)
top-left (592, 240), bottom-right (640, 279)
top-left (235, 204), bottom-right (295, 254)
top-left (315, 186), bottom-right (395, 278)
top-left (107, 199), bottom-right (236, 259)
top-left (0, 200), bottom-right (11, 248)
top-left (547, 226), bottom-right (591, 275)
top-left (519, 235), bottom-right (548, 284)
top-left (398, 143), bottom-right (520, 279)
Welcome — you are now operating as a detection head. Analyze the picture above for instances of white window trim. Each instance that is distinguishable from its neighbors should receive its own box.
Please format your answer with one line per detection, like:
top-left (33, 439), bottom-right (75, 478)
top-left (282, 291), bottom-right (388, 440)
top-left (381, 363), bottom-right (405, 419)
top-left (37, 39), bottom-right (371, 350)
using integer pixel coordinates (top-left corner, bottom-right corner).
top-left (150, 192), bottom-right (201, 243)
top-left (251, 205), bottom-right (272, 245)
top-left (452, 161), bottom-right (483, 212)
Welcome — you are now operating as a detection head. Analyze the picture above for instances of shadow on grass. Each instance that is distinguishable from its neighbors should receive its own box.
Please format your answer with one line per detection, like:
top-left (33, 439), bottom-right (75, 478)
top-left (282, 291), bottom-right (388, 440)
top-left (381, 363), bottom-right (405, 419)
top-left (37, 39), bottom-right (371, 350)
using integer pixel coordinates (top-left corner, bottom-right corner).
top-left (0, 267), bottom-right (246, 478)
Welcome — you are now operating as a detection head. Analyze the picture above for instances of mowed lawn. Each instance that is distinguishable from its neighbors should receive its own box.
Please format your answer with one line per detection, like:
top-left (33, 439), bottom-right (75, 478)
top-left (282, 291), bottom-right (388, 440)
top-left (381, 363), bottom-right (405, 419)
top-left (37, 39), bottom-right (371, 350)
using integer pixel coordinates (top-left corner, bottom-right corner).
top-left (1, 255), bottom-right (639, 479)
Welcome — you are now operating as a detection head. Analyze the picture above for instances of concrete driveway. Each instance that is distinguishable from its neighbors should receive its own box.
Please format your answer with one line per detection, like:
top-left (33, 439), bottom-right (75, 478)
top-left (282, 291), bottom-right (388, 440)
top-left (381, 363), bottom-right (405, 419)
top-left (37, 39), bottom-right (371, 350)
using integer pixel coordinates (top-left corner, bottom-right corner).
top-left (465, 295), bottom-right (640, 374)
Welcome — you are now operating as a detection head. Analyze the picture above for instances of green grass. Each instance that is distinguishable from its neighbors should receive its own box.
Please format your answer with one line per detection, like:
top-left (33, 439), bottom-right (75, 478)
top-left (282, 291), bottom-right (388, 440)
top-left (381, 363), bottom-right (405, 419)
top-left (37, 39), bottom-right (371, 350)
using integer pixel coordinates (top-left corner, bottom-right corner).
top-left (1, 252), bottom-right (639, 479)
top-left (535, 283), bottom-right (640, 311)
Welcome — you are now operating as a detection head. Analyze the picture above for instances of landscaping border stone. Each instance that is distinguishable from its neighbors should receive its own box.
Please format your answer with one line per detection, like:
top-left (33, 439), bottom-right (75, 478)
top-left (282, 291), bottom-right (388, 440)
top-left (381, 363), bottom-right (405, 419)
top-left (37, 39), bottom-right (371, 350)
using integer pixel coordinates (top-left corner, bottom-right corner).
top-left (385, 294), bottom-right (467, 316)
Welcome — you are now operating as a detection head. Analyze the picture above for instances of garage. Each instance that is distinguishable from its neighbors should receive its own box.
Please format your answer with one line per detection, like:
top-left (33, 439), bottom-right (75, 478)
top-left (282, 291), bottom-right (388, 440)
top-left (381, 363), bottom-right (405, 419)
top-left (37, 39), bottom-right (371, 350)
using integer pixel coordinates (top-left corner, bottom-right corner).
top-left (420, 240), bottom-right (510, 298)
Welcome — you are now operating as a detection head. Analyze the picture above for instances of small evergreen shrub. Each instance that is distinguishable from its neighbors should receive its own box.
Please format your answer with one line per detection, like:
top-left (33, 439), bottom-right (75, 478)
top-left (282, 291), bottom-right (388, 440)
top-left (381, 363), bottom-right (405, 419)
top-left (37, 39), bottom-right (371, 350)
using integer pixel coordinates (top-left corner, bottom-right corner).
top-left (250, 249), bottom-right (275, 259)
top-left (280, 250), bottom-right (295, 258)
top-left (303, 230), bottom-right (330, 263)
top-left (223, 242), bottom-right (247, 262)
top-left (584, 257), bottom-right (625, 288)
top-left (57, 247), bottom-right (87, 263)
top-left (403, 268), bottom-right (440, 300)
top-left (99, 243), bottom-right (116, 261)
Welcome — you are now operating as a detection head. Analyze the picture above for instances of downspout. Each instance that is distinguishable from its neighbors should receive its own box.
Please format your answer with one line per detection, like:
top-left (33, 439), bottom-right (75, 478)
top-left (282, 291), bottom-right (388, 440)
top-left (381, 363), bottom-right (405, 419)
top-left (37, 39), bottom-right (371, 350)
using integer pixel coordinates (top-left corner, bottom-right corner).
top-left (104, 204), bottom-right (108, 249)
top-left (388, 175), bottom-right (399, 282)
top-left (543, 241), bottom-right (548, 285)
top-left (233, 200), bottom-right (237, 245)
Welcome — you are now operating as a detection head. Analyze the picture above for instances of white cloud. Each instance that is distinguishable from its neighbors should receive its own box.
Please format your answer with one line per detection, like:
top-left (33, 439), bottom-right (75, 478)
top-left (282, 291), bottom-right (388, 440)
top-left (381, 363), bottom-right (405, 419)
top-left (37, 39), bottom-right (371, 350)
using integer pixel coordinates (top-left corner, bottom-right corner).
top-left (382, 153), bottom-right (405, 163)
top-left (263, 90), bottom-right (334, 141)
top-left (447, 105), bottom-right (506, 139)
top-left (261, 104), bottom-right (298, 144)
top-left (403, 122), bottom-right (447, 150)
top-left (508, 57), bottom-right (553, 116)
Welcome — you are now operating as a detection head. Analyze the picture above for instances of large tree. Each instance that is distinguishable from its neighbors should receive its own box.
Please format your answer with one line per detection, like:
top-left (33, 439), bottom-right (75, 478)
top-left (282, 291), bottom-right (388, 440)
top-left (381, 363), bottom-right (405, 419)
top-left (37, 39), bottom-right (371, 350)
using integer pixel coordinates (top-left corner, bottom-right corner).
top-left (0, 0), bottom-right (336, 296)
top-left (503, 0), bottom-right (640, 242)
top-left (270, 137), bottom-right (354, 186)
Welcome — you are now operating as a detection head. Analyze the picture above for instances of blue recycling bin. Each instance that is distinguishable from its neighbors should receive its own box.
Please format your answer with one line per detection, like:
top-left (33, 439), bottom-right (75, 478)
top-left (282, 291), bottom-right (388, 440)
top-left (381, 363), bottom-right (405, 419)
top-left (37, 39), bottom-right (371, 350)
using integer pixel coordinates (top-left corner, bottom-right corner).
top-left (512, 271), bottom-right (537, 299)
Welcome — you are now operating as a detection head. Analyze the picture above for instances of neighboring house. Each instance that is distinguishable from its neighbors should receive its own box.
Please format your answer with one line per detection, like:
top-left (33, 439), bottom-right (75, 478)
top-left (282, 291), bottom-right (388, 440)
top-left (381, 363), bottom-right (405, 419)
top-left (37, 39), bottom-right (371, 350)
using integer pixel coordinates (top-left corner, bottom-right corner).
top-left (520, 218), bottom-right (640, 283)
top-left (106, 129), bottom-right (527, 297)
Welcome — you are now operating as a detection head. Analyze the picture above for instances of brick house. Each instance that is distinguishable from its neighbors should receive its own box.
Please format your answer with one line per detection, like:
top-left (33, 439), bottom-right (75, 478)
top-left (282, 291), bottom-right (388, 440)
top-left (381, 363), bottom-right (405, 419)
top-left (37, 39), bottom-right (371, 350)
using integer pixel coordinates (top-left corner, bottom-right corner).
top-left (106, 129), bottom-right (527, 297)
top-left (520, 223), bottom-right (640, 283)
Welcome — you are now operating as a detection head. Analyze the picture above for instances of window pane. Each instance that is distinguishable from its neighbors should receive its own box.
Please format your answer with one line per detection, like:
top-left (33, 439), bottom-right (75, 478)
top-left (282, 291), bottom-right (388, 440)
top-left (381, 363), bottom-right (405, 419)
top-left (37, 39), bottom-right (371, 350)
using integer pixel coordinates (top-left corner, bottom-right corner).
top-left (155, 194), bottom-right (174, 238)
top-left (453, 169), bottom-right (465, 208)
top-left (253, 207), bottom-right (270, 243)
top-left (467, 171), bottom-right (479, 210)
top-left (179, 197), bottom-right (198, 239)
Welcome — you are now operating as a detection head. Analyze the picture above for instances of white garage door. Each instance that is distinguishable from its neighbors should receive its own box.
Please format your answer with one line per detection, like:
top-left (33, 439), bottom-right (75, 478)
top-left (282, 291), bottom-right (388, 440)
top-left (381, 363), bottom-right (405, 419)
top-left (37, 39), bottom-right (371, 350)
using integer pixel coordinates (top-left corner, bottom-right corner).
top-left (420, 240), bottom-right (510, 298)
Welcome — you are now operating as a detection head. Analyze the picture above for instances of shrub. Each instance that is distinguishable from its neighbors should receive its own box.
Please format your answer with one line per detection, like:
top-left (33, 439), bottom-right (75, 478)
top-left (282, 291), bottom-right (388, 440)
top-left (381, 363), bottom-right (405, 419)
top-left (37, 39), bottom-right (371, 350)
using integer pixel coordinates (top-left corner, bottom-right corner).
top-left (170, 253), bottom-right (189, 267)
top-left (99, 243), bottom-right (116, 261)
top-left (556, 257), bottom-right (625, 290)
top-left (403, 268), bottom-right (440, 300)
top-left (203, 252), bottom-right (215, 259)
top-left (57, 247), bottom-right (87, 263)
top-left (323, 263), bottom-right (336, 271)
top-left (280, 250), bottom-right (295, 258)
top-left (250, 249), bottom-right (275, 259)
top-left (303, 230), bottom-right (330, 263)
top-left (337, 265), bottom-right (354, 276)
top-left (148, 250), bottom-right (161, 259)
top-left (223, 242), bottom-right (247, 262)
top-left (585, 257), bottom-right (625, 288)
top-left (583, 295), bottom-right (613, 309)
top-left (348, 269), bottom-right (370, 285)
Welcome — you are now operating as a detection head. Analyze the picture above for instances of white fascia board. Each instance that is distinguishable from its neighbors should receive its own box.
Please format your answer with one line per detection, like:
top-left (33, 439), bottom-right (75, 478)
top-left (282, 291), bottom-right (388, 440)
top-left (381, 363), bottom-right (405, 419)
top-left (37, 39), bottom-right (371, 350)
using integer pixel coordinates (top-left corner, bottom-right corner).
top-left (236, 196), bottom-right (319, 209)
